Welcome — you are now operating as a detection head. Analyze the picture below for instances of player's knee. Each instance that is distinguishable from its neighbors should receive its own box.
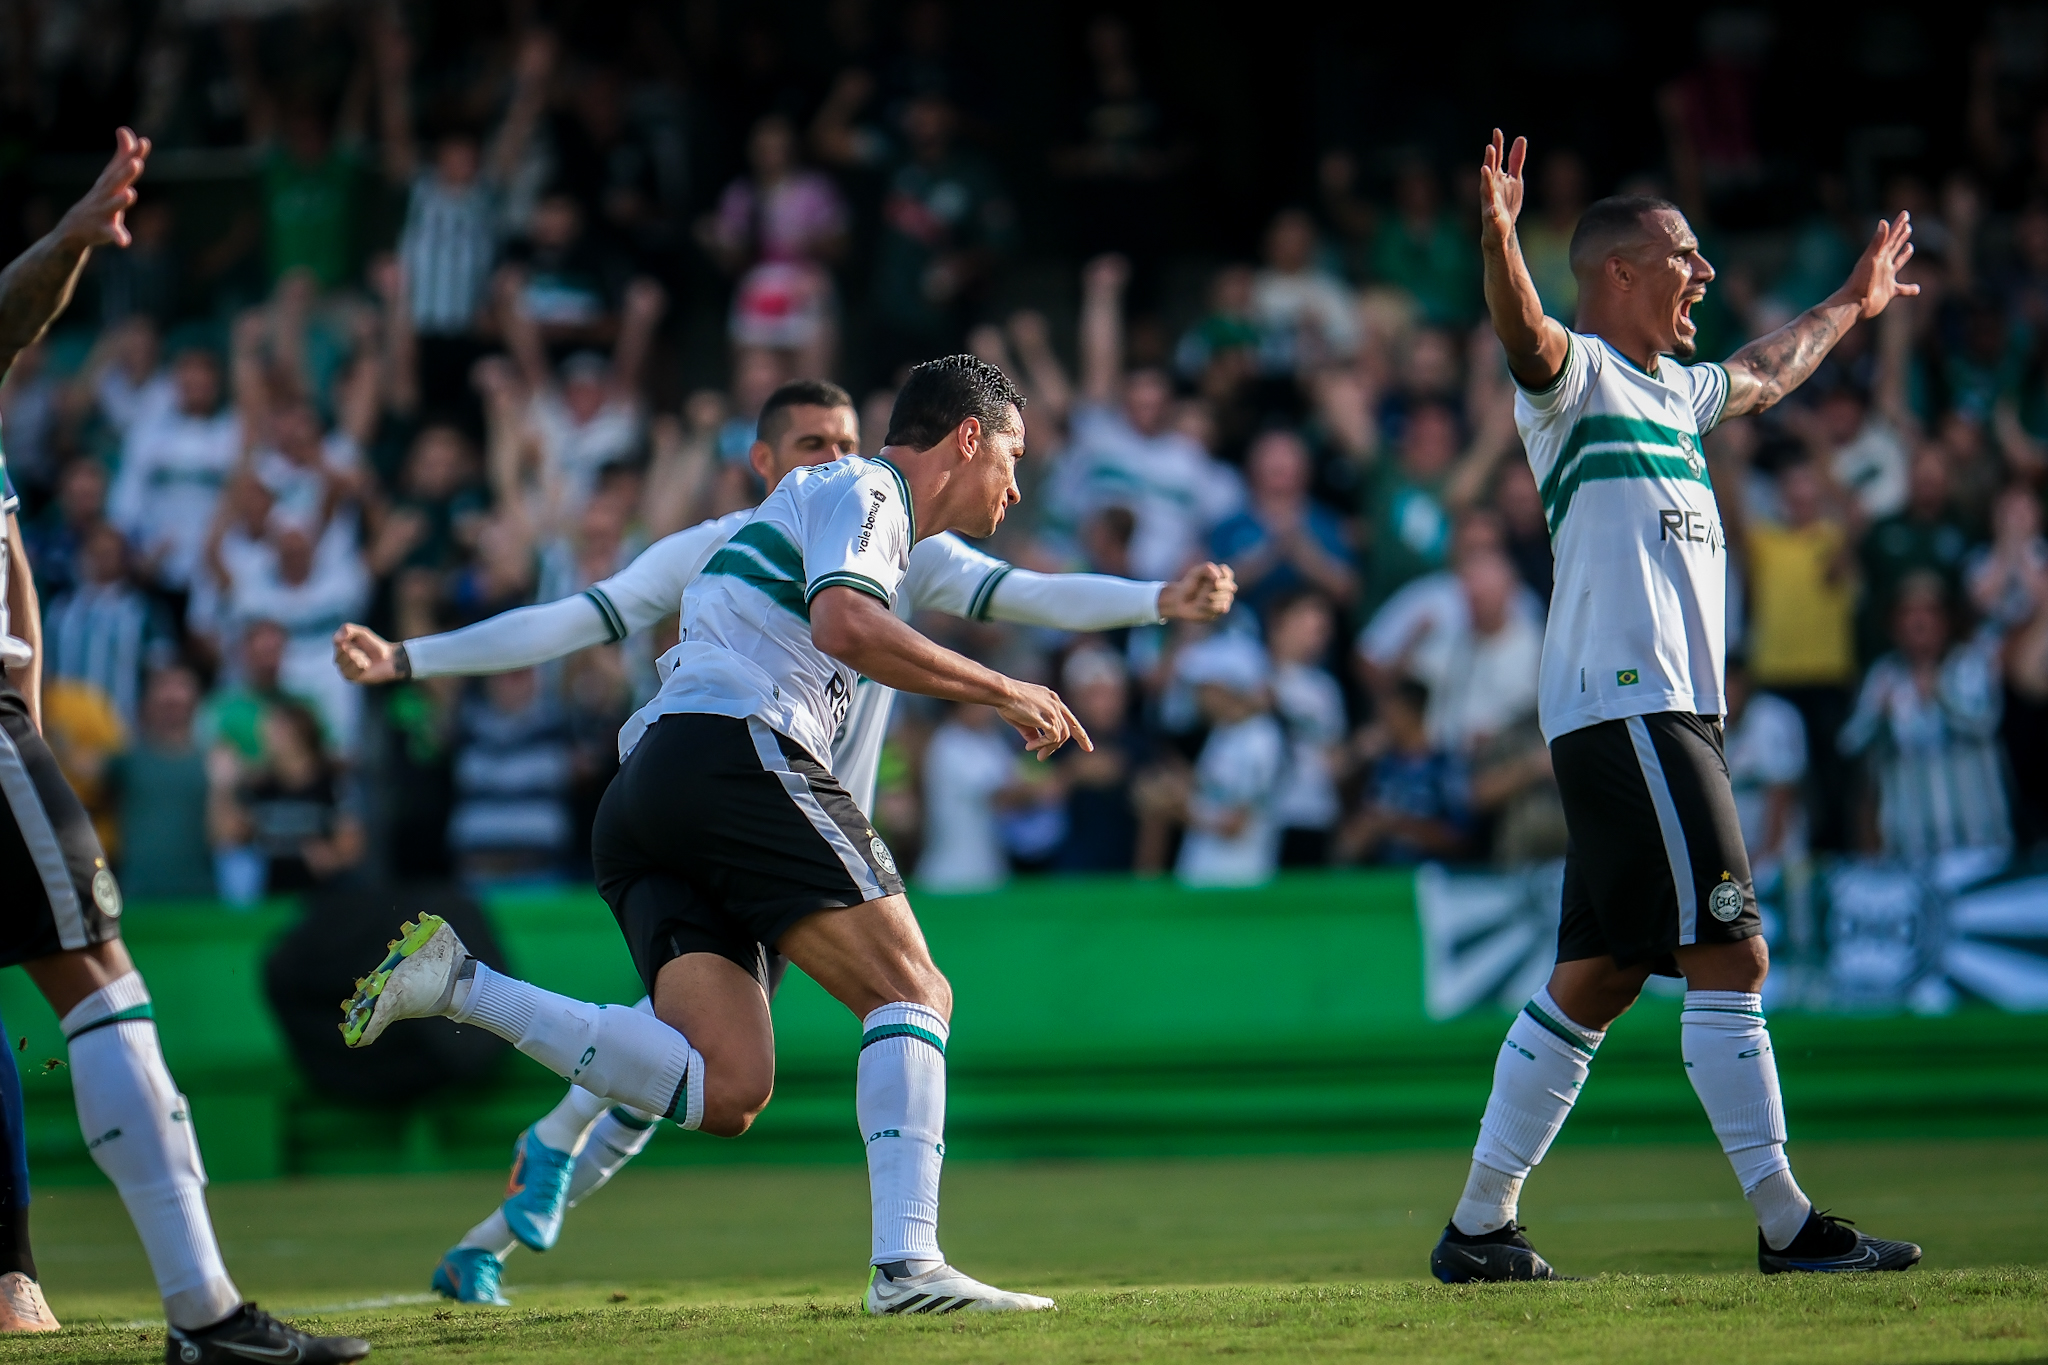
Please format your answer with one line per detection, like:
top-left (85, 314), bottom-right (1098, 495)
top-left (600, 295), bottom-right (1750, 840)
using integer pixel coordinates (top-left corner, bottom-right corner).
top-left (907, 963), bottom-right (951, 1022)
top-left (699, 1058), bottom-right (774, 1138)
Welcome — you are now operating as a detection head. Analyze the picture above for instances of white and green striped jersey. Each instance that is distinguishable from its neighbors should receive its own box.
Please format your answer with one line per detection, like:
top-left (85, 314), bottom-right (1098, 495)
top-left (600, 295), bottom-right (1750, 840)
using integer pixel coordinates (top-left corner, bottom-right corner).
top-left (620, 455), bottom-right (916, 767)
top-left (1518, 331), bottom-right (1731, 743)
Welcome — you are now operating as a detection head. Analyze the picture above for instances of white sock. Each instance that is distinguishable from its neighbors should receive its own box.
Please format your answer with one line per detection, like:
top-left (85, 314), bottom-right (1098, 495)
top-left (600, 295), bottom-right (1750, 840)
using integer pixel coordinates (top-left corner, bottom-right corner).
top-left (1680, 990), bottom-right (1812, 1248)
top-left (567, 1107), bottom-right (659, 1207)
top-left (531, 1085), bottom-right (610, 1155)
top-left (62, 974), bottom-right (242, 1329)
top-left (457, 1208), bottom-right (519, 1261)
top-left (452, 964), bottom-right (703, 1126)
top-left (1454, 988), bottom-right (1605, 1236)
top-left (858, 1002), bottom-right (948, 1268)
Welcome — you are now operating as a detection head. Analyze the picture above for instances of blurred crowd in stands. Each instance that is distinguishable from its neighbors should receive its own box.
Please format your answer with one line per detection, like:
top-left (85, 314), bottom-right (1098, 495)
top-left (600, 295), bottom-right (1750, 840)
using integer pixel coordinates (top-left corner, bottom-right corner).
top-left (3, 1), bottom-right (2045, 903)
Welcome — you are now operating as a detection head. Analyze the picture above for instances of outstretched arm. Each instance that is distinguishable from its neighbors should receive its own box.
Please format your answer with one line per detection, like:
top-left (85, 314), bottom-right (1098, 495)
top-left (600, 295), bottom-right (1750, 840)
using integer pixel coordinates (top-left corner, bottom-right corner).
top-left (987, 561), bottom-right (1236, 631)
top-left (1478, 131), bottom-right (1569, 391)
top-left (1721, 214), bottom-right (1918, 419)
top-left (0, 129), bottom-right (150, 382)
top-left (1079, 254), bottom-right (1128, 406)
top-left (333, 596), bottom-right (613, 683)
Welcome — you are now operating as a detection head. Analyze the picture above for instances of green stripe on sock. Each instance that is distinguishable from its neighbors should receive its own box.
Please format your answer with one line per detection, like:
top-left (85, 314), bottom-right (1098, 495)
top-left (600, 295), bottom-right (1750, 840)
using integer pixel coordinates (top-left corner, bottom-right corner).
top-left (860, 1023), bottom-right (946, 1056)
top-left (1522, 1001), bottom-right (1596, 1056)
top-left (64, 1002), bottom-right (155, 1043)
top-left (607, 1107), bottom-right (656, 1131)
top-left (1683, 1005), bottom-right (1766, 1019)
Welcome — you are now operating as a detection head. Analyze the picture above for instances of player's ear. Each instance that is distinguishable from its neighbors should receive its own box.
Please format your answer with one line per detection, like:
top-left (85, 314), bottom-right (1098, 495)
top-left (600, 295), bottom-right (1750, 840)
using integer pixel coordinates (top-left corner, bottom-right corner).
top-left (748, 440), bottom-right (776, 484)
top-left (956, 415), bottom-right (982, 461)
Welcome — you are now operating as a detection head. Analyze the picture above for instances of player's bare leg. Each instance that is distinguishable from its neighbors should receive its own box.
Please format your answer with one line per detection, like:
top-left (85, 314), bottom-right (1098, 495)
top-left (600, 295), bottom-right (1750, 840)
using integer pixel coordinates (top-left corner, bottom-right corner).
top-left (778, 896), bottom-right (1052, 1314)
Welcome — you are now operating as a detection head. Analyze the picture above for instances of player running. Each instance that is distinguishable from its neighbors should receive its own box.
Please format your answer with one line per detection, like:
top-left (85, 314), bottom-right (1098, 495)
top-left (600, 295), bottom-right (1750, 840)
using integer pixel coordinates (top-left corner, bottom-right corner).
top-left (1430, 132), bottom-right (1924, 1283)
top-left (331, 377), bottom-right (1234, 1305)
top-left (341, 357), bottom-right (1131, 1313)
top-left (0, 132), bottom-right (369, 1362)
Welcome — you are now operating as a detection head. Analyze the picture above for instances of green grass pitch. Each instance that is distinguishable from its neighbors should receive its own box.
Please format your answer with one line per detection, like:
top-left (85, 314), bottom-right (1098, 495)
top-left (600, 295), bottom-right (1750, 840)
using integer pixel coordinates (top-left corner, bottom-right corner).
top-left (14, 1137), bottom-right (2048, 1363)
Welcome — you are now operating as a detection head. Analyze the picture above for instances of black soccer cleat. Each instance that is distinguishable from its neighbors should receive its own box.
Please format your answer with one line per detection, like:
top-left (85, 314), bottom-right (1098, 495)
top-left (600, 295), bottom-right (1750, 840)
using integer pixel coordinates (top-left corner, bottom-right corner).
top-left (1758, 1209), bottom-right (1922, 1275)
top-left (165, 1303), bottom-right (371, 1364)
top-left (1430, 1221), bottom-right (1565, 1283)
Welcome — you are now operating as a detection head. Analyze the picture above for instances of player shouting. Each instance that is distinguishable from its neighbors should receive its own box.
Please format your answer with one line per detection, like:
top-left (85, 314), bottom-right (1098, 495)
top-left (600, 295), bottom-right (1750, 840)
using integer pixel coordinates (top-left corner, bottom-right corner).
top-left (0, 132), bottom-right (369, 1361)
top-left (1430, 132), bottom-right (1924, 1282)
top-left (342, 357), bottom-right (1139, 1313)
top-left (332, 377), bottom-right (1234, 1305)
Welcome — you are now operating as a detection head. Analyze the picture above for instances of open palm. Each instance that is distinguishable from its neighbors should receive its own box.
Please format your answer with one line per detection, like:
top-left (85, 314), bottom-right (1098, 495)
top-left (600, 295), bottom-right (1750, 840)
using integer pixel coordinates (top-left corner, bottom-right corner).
top-left (1841, 212), bottom-right (1920, 319)
top-left (1479, 129), bottom-right (1528, 245)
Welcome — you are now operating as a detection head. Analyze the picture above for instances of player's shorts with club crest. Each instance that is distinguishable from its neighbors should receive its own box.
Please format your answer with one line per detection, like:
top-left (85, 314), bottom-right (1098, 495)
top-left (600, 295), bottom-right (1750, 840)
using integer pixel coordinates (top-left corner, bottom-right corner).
top-left (591, 711), bottom-right (904, 995)
top-left (1550, 709), bottom-right (1761, 975)
top-left (0, 670), bottom-right (123, 965)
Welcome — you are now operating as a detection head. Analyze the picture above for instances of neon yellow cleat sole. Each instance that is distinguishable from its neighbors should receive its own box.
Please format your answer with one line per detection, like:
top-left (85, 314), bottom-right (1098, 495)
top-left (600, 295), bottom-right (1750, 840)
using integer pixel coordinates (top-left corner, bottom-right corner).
top-left (338, 914), bottom-right (466, 1048)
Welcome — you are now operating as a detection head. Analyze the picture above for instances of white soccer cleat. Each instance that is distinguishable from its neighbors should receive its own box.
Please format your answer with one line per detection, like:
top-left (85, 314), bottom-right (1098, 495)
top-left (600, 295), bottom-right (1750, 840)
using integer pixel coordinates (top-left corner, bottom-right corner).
top-left (0, 1271), bottom-right (59, 1332)
top-left (339, 914), bottom-right (468, 1048)
top-left (864, 1263), bottom-right (1056, 1315)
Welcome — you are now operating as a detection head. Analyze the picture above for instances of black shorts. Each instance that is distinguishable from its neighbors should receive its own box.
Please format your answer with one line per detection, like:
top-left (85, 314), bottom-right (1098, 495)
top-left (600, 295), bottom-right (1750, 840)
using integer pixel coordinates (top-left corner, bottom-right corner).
top-left (0, 671), bottom-right (122, 966)
top-left (591, 712), bottom-right (904, 996)
top-left (1551, 711), bottom-right (1760, 975)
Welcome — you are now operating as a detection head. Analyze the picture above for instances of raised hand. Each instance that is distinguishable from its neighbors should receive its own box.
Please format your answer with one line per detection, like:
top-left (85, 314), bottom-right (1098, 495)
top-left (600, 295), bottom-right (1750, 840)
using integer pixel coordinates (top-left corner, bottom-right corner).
top-left (333, 622), bottom-right (404, 684)
top-left (1159, 562), bottom-right (1238, 621)
top-left (1478, 129), bottom-right (1528, 249)
top-left (61, 127), bottom-right (150, 251)
top-left (1838, 213), bottom-right (1920, 320)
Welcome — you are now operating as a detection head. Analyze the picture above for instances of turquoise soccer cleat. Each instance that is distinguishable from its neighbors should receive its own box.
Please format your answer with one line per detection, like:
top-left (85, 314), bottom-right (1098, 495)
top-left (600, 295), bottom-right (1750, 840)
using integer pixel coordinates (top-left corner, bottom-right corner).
top-left (431, 1246), bottom-right (511, 1306)
top-left (501, 1125), bottom-right (577, 1251)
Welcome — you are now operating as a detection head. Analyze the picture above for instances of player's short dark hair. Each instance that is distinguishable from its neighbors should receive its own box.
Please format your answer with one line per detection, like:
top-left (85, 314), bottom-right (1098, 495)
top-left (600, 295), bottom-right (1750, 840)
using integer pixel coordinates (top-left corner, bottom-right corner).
top-left (884, 355), bottom-right (1025, 451)
top-left (1392, 675), bottom-right (1431, 716)
top-left (757, 379), bottom-right (855, 446)
top-left (1568, 194), bottom-right (1683, 281)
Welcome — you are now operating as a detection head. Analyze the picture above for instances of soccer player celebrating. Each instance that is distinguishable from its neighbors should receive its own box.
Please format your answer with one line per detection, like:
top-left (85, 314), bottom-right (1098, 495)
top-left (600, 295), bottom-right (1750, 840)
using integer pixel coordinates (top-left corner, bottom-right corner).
top-left (1430, 133), bottom-right (1924, 1282)
top-left (342, 357), bottom-right (1128, 1313)
top-left (0, 132), bottom-right (369, 1361)
top-left (332, 377), bottom-right (1233, 1305)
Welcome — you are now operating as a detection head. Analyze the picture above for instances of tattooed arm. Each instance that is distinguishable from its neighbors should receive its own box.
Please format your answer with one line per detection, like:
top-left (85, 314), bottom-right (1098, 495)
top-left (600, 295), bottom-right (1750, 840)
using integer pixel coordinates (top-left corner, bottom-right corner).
top-left (1722, 213), bottom-right (1918, 419)
top-left (0, 129), bottom-right (150, 384)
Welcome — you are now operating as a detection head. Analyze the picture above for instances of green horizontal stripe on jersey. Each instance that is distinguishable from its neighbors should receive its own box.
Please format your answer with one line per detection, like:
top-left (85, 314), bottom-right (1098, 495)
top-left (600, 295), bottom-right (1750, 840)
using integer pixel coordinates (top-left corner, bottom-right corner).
top-left (969, 564), bottom-right (1013, 621)
top-left (727, 520), bottom-right (805, 581)
top-left (807, 570), bottom-right (891, 604)
top-left (703, 547), bottom-right (810, 620)
top-left (1545, 447), bottom-right (1712, 535)
top-left (1540, 413), bottom-right (1702, 509)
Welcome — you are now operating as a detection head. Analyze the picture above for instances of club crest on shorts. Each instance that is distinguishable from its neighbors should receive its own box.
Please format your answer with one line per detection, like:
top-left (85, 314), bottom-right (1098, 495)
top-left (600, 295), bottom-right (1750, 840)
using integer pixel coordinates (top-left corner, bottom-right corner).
top-left (869, 834), bottom-right (898, 877)
top-left (91, 867), bottom-right (122, 918)
top-left (1708, 875), bottom-right (1743, 923)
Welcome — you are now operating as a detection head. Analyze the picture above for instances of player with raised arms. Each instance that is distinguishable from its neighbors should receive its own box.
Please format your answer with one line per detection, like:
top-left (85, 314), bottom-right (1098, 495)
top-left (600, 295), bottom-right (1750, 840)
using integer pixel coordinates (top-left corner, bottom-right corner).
top-left (0, 132), bottom-right (370, 1362)
top-left (339, 356), bottom-right (1185, 1313)
top-left (1429, 132), bottom-right (1926, 1283)
top-left (331, 376), bottom-right (1235, 1304)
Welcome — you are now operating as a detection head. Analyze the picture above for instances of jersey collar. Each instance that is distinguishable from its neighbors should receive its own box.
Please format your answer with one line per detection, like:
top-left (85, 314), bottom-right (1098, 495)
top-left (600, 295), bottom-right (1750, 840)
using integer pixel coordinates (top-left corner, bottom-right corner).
top-left (874, 456), bottom-right (917, 542)
top-left (1596, 334), bottom-right (1662, 380)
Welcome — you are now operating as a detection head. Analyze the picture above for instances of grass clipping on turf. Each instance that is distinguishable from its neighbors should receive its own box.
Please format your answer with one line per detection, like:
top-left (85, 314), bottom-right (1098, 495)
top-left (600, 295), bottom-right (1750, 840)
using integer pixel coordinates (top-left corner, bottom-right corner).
top-left (12, 1270), bottom-right (2045, 1364)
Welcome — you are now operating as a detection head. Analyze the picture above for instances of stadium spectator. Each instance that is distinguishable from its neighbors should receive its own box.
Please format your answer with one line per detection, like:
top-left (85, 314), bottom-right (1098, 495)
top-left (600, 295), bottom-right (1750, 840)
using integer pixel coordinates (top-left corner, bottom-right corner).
top-left (1723, 656), bottom-right (1809, 893)
top-left (1210, 428), bottom-right (1357, 620)
top-left (447, 668), bottom-right (574, 882)
top-left (208, 698), bottom-right (364, 897)
top-left (1359, 398), bottom-right (1518, 609)
top-left (224, 522), bottom-right (370, 753)
top-left (1251, 208), bottom-right (1359, 370)
top-left (1840, 575), bottom-right (2011, 862)
top-left (1172, 633), bottom-right (1285, 887)
top-left (26, 455), bottom-right (110, 602)
top-left (43, 521), bottom-right (166, 727)
top-left (1370, 160), bottom-right (1476, 327)
top-left (107, 664), bottom-right (215, 902)
top-left (918, 704), bottom-right (1022, 892)
top-left (1051, 647), bottom-right (1145, 873)
top-left (107, 345), bottom-right (239, 598)
top-left (1968, 485), bottom-right (2048, 851)
top-left (1265, 591), bottom-right (1347, 867)
top-left (1337, 676), bottom-right (1470, 866)
top-left (1858, 450), bottom-right (1974, 663)
top-left (700, 113), bottom-right (848, 379)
